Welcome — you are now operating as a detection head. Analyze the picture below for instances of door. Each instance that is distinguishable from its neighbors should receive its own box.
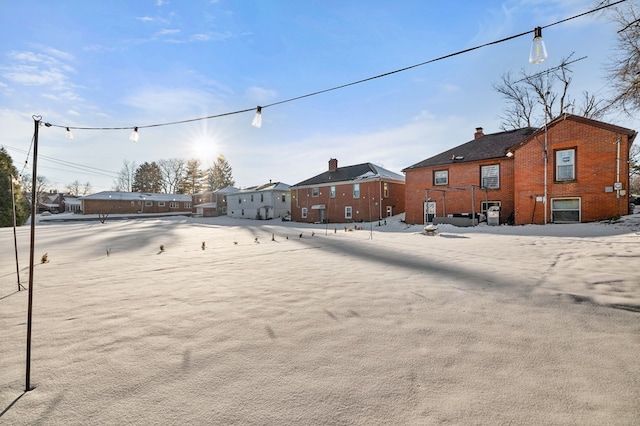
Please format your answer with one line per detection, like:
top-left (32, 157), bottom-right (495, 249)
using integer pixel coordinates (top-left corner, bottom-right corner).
top-left (425, 201), bottom-right (436, 224)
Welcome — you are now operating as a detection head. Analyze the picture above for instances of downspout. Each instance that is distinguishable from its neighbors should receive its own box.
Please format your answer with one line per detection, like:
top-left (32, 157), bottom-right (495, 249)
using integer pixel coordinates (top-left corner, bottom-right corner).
top-left (616, 137), bottom-right (621, 198)
top-left (378, 179), bottom-right (383, 220)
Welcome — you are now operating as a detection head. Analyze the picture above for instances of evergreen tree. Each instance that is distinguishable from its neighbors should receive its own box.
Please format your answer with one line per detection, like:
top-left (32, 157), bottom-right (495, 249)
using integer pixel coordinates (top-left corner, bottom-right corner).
top-left (0, 147), bottom-right (29, 227)
top-left (207, 154), bottom-right (236, 191)
top-left (132, 162), bottom-right (163, 193)
top-left (181, 159), bottom-right (205, 195)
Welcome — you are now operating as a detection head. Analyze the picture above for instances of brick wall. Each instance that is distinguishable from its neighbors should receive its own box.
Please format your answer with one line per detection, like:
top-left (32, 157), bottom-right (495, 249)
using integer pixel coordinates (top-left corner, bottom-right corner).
top-left (514, 118), bottom-right (632, 224)
top-left (292, 179), bottom-right (405, 223)
top-left (405, 158), bottom-right (515, 225)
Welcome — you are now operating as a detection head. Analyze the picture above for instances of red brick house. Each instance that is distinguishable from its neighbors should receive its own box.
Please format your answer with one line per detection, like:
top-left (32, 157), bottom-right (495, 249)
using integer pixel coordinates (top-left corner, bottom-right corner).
top-left (290, 159), bottom-right (405, 223)
top-left (403, 115), bottom-right (636, 226)
top-left (512, 114), bottom-right (636, 224)
top-left (81, 191), bottom-right (192, 215)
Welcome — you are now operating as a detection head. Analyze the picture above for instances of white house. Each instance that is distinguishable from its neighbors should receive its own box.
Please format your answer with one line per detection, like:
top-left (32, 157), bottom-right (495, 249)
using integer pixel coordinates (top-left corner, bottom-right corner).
top-left (226, 182), bottom-right (291, 220)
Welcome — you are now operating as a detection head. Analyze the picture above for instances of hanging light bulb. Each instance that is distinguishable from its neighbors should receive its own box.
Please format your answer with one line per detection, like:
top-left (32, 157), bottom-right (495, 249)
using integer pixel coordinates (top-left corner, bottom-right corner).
top-left (65, 127), bottom-right (74, 140)
top-left (529, 26), bottom-right (548, 64)
top-left (251, 106), bottom-right (262, 128)
top-left (129, 127), bottom-right (139, 142)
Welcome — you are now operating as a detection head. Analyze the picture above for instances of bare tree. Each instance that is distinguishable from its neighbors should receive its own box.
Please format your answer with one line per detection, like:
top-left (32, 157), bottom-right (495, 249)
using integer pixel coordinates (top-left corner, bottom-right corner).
top-left (21, 174), bottom-right (48, 205)
top-left (605, 1), bottom-right (640, 114)
top-left (158, 158), bottom-right (186, 194)
top-left (493, 54), bottom-right (604, 130)
top-left (66, 180), bottom-right (81, 196)
top-left (113, 160), bottom-right (137, 192)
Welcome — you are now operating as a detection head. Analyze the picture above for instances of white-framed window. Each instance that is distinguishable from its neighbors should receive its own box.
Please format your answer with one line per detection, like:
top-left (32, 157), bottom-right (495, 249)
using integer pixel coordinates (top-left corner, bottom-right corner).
top-left (481, 201), bottom-right (501, 214)
top-left (301, 207), bottom-right (308, 218)
top-left (556, 149), bottom-right (575, 181)
top-left (383, 182), bottom-right (389, 198)
top-left (330, 186), bottom-right (336, 198)
top-left (434, 170), bottom-right (448, 186)
top-left (145, 201), bottom-right (153, 207)
top-left (261, 193), bottom-right (264, 202)
top-left (551, 197), bottom-right (581, 223)
top-left (282, 194), bottom-right (286, 203)
top-left (353, 184), bottom-right (360, 198)
top-left (169, 202), bottom-right (179, 208)
top-left (185, 202), bottom-right (191, 208)
top-left (481, 164), bottom-right (500, 189)
top-left (345, 206), bottom-right (353, 219)
top-left (312, 187), bottom-right (319, 197)
top-left (158, 201), bottom-right (165, 207)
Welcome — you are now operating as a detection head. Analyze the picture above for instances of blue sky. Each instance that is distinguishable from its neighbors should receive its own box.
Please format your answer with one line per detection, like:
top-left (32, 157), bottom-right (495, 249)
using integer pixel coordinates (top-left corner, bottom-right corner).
top-left (0, 0), bottom-right (636, 192)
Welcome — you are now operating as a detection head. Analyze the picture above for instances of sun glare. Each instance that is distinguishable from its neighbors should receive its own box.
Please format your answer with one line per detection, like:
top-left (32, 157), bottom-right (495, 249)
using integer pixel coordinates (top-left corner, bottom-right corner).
top-left (185, 121), bottom-right (230, 165)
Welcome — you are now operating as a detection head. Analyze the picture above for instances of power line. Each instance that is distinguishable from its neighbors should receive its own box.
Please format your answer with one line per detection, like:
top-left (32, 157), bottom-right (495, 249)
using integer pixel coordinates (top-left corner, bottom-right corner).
top-left (3, 144), bottom-right (120, 179)
top-left (42, 0), bottom-right (627, 133)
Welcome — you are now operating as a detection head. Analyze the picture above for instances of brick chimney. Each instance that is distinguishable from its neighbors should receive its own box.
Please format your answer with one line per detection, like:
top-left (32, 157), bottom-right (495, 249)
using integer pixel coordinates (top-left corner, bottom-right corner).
top-left (329, 158), bottom-right (338, 171)
top-left (474, 127), bottom-right (484, 139)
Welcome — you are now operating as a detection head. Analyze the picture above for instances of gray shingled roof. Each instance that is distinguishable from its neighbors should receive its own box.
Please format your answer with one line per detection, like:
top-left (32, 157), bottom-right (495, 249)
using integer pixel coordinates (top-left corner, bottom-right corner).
top-left (403, 127), bottom-right (537, 171)
top-left (293, 163), bottom-right (405, 187)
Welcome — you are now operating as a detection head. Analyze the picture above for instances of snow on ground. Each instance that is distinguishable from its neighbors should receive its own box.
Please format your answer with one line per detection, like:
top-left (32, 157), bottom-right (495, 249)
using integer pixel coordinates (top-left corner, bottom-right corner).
top-left (1, 212), bottom-right (639, 425)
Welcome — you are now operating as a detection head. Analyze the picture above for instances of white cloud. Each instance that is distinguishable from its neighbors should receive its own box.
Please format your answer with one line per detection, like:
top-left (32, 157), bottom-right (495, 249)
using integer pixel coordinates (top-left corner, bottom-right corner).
top-left (245, 86), bottom-right (278, 104)
top-left (157, 28), bottom-right (181, 35)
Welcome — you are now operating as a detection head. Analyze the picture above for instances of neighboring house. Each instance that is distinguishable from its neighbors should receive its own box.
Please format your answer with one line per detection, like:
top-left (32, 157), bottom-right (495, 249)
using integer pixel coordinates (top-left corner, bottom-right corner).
top-left (81, 191), bottom-right (192, 215)
top-left (193, 186), bottom-right (238, 217)
top-left (226, 182), bottom-right (291, 220)
top-left (39, 191), bottom-right (65, 213)
top-left (511, 114), bottom-right (636, 224)
top-left (403, 115), bottom-right (636, 226)
top-left (64, 195), bottom-right (82, 213)
top-left (290, 158), bottom-right (405, 224)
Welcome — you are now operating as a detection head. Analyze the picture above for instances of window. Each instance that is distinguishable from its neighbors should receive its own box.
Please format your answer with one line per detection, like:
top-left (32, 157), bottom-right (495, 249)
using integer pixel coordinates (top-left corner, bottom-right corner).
top-left (301, 207), bottom-right (308, 218)
top-left (345, 206), bottom-right (353, 219)
top-left (170, 202), bottom-right (179, 208)
top-left (158, 201), bottom-right (165, 207)
top-left (330, 186), bottom-right (336, 198)
top-left (481, 164), bottom-right (500, 189)
top-left (353, 183), bottom-right (360, 198)
top-left (551, 198), bottom-right (580, 222)
top-left (241, 209), bottom-right (245, 216)
top-left (282, 194), bottom-right (286, 203)
top-left (481, 201), bottom-right (501, 214)
top-left (434, 170), bottom-right (448, 186)
top-left (556, 149), bottom-right (575, 181)
top-left (312, 188), bottom-right (319, 197)
top-left (383, 182), bottom-right (389, 198)
top-left (238, 198), bottom-right (242, 204)
top-left (261, 193), bottom-right (264, 202)
top-left (251, 194), bottom-right (254, 202)
top-left (184, 202), bottom-right (191, 208)
top-left (131, 201), bottom-right (135, 206)
top-left (145, 201), bottom-right (153, 207)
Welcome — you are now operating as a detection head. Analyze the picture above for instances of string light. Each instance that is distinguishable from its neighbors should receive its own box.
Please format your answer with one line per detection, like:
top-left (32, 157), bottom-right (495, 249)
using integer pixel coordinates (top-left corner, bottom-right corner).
top-left (529, 27), bottom-right (548, 64)
top-left (251, 106), bottom-right (262, 128)
top-left (39, 0), bottom-right (625, 137)
top-left (129, 127), bottom-right (139, 143)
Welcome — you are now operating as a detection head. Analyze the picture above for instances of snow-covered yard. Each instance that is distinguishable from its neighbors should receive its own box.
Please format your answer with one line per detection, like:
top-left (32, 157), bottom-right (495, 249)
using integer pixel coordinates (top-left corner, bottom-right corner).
top-left (1, 213), bottom-right (639, 425)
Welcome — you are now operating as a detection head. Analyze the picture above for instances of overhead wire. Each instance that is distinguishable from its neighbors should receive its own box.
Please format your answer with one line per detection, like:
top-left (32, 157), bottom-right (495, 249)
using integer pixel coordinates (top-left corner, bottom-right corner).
top-left (40, 0), bottom-right (627, 132)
